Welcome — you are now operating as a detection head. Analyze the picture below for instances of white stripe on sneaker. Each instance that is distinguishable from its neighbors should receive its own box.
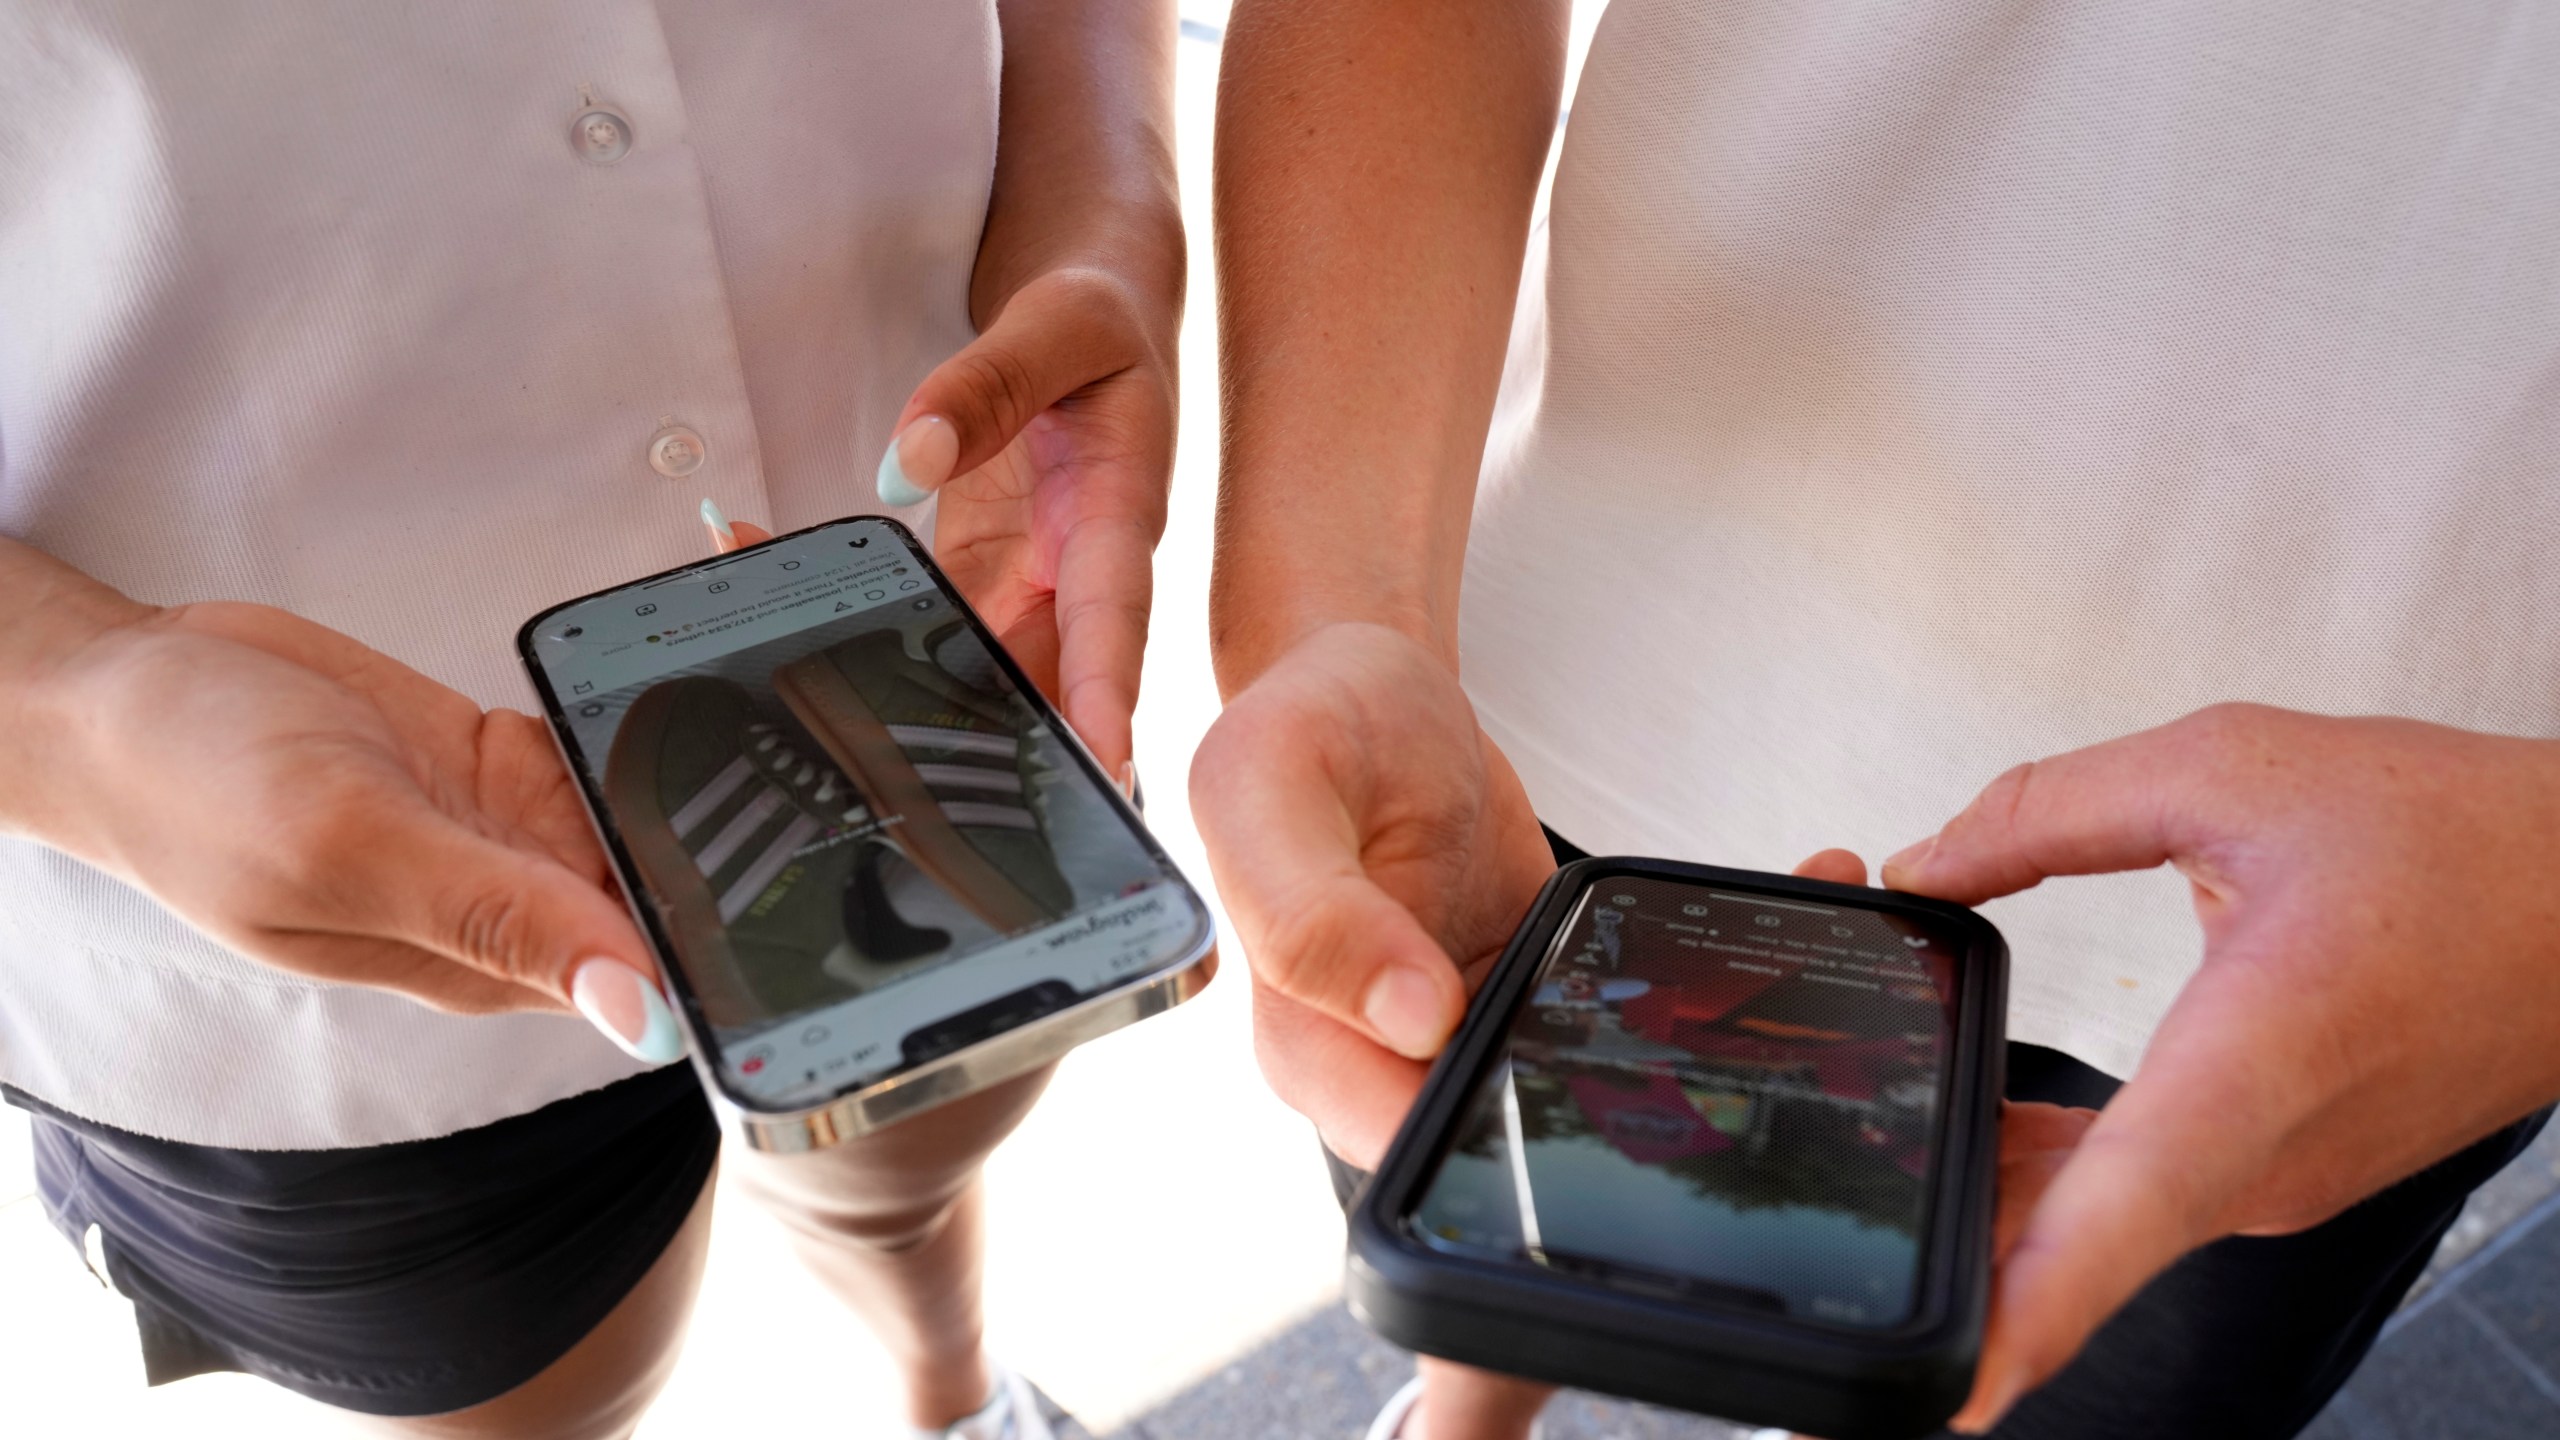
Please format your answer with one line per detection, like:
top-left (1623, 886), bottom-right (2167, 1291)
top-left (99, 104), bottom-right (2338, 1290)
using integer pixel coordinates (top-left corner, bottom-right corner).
top-left (717, 813), bottom-right (823, 922)
top-left (887, 724), bottom-right (1016, 759)
top-left (940, 800), bottom-right (1037, 830)
top-left (667, 755), bottom-right (755, 838)
top-left (693, 786), bottom-right (784, 876)
top-left (913, 762), bottom-right (1023, 794)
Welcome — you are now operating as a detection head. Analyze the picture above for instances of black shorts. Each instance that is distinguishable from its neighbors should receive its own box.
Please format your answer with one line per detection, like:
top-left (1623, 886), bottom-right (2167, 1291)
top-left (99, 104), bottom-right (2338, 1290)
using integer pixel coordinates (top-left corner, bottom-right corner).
top-left (6, 1065), bottom-right (719, 1418)
top-left (1323, 828), bottom-right (2554, 1440)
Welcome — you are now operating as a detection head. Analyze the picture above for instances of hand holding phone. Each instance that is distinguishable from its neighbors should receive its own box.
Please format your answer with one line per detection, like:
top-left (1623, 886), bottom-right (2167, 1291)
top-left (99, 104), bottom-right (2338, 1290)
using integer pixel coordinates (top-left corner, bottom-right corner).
top-left (1884, 706), bottom-right (2560, 1431)
top-left (869, 264), bottom-right (1182, 782)
top-left (1348, 857), bottom-right (2007, 1440)
top-left (0, 569), bottom-right (654, 1025)
top-left (520, 517), bottom-right (1215, 1150)
top-left (1189, 622), bottom-right (1557, 1166)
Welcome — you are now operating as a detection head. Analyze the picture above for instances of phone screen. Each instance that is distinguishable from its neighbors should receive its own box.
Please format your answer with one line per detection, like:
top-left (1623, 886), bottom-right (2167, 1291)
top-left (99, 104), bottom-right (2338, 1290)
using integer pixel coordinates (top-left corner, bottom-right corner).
top-left (524, 518), bottom-right (1210, 1112)
top-left (1406, 875), bottom-right (1963, 1330)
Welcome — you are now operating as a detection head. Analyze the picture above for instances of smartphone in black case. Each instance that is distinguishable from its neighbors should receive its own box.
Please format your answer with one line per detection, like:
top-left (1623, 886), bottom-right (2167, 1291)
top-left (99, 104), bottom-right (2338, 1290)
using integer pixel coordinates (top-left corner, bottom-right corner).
top-left (1347, 857), bottom-right (2006, 1440)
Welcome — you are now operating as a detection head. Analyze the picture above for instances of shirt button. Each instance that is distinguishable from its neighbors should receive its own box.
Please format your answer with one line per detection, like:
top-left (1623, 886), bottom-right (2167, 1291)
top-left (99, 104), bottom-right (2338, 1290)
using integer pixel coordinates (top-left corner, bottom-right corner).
top-left (648, 425), bottom-right (707, 478)
top-left (571, 106), bottom-right (633, 164)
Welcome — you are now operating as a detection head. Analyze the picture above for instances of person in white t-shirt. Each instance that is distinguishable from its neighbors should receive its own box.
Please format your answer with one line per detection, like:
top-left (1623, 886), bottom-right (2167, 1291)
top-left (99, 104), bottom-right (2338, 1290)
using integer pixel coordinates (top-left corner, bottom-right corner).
top-left (0, 3), bottom-right (1182, 1435)
top-left (1196, 2), bottom-right (2560, 1437)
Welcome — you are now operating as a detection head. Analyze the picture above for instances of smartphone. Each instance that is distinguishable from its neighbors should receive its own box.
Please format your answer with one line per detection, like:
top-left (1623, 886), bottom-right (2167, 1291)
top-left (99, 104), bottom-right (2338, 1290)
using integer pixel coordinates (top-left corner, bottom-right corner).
top-left (1347, 857), bottom-right (2005, 1440)
top-left (518, 516), bottom-right (1215, 1152)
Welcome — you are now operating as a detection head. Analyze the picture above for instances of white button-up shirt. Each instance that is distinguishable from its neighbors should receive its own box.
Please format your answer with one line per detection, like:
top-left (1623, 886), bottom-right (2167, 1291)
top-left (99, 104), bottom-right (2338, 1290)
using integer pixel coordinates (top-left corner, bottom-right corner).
top-left (0, 0), bottom-right (999, 1147)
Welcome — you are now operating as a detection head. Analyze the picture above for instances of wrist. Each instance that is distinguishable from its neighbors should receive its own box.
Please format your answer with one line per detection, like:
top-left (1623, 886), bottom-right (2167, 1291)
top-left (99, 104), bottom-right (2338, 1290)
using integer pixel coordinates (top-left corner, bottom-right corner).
top-left (0, 541), bottom-right (157, 836)
top-left (1208, 576), bottom-right (1450, 700)
top-left (1207, 444), bottom-right (1477, 697)
top-left (970, 197), bottom-right (1185, 342)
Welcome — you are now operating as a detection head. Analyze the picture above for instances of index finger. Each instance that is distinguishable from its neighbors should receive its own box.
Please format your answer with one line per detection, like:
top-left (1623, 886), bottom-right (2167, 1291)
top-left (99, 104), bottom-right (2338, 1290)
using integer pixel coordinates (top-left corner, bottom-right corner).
top-left (1952, 962), bottom-right (2310, 1430)
top-left (1883, 718), bottom-right (2218, 905)
top-left (1052, 514), bottom-right (1155, 777)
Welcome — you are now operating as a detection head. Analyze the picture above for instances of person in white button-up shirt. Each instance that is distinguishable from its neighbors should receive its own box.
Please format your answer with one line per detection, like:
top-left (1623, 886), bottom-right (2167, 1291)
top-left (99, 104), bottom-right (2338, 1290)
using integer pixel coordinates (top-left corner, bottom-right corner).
top-left (0, 2), bottom-right (1184, 1434)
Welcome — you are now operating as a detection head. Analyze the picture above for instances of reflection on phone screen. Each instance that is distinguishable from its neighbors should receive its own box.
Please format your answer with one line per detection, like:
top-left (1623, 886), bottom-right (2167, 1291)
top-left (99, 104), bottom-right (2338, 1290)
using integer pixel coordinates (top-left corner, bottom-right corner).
top-left (1409, 877), bottom-right (1961, 1329)
top-left (529, 520), bottom-right (1205, 1109)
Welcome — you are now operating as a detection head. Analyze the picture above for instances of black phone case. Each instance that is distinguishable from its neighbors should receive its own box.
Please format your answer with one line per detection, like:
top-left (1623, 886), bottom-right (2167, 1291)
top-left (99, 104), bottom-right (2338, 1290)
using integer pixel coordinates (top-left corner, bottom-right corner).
top-left (1346, 857), bottom-right (2008, 1440)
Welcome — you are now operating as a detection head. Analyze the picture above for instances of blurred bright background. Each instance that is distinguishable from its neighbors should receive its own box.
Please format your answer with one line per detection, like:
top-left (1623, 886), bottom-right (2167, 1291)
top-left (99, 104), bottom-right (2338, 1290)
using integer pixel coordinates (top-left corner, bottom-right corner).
top-left (0, 6), bottom-right (1612, 1437)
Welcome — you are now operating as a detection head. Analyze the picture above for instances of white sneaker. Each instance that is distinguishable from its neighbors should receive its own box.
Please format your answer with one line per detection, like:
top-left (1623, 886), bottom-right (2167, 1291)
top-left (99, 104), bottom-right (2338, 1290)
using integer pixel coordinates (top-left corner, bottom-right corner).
top-left (909, 1367), bottom-right (1058, 1440)
top-left (1365, 1377), bottom-right (1428, 1440)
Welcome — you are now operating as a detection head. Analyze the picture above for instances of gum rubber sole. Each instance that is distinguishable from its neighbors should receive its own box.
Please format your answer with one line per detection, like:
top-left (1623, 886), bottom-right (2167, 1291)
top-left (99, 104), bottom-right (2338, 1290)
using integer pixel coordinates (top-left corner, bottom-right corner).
top-left (770, 647), bottom-right (1057, 936)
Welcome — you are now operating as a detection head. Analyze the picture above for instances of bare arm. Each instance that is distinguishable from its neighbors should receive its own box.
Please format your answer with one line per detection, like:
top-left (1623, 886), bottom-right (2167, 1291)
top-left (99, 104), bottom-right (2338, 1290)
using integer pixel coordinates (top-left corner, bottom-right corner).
top-left (978, 0), bottom-right (1184, 325)
top-left (1209, 0), bottom-right (1569, 694)
top-left (1185, 1), bottom-right (1573, 1159)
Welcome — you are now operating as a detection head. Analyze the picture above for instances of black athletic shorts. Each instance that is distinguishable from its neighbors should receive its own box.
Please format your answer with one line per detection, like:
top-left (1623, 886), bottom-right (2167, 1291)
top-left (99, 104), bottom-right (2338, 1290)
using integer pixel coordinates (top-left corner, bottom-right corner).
top-left (6, 1064), bottom-right (719, 1417)
top-left (1321, 828), bottom-right (2553, 1440)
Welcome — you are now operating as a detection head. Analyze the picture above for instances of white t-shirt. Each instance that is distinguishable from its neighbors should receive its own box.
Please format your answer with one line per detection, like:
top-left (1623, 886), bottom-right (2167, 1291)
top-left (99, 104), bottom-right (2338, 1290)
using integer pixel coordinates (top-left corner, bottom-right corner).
top-left (0, 0), bottom-right (997, 1147)
top-left (1463, 0), bottom-right (2560, 1081)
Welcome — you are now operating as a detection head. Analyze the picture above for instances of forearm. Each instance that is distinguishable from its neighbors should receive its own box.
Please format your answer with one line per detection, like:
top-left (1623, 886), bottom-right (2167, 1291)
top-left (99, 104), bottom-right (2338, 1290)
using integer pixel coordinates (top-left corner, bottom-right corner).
top-left (979, 0), bottom-right (1185, 326)
top-left (1210, 0), bottom-right (1567, 695)
top-left (0, 537), bottom-right (154, 833)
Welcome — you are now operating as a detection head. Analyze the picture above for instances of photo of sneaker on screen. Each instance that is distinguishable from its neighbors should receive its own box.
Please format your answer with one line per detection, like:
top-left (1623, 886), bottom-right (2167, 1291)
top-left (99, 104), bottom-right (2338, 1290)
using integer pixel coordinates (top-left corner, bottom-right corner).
top-left (594, 590), bottom-right (1157, 1056)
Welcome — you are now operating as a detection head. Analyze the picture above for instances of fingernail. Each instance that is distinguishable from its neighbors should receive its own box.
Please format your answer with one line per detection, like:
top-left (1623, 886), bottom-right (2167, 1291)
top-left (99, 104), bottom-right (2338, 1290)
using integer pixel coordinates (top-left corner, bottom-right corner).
top-left (876, 415), bottom-right (958, 507)
top-left (1882, 835), bottom-right (1939, 885)
top-left (571, 959), bottom-right (684, 1063)
top-left (1364, 965), bottom-right (1450, 1059)
top-left (699, 496), bottom-right (736, 547)
top-left (1118, 760), bottom-right (1143, 809)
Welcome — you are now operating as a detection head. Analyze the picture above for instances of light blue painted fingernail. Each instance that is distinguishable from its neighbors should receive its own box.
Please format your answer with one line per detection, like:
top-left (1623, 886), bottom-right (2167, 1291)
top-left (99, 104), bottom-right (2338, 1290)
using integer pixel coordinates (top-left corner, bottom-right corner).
top-left (876, 436), bottom-right (930, 507)
top-left (629, 986), bottom-right (684, 1062)
top-left (699, 496), bottom-right (735, 544)
top-left (572, 958), bottom-right (686, 1063)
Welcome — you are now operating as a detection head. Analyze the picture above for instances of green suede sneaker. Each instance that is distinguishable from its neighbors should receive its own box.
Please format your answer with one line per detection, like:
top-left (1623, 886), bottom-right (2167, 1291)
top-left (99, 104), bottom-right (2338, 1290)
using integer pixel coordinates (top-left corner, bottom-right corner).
top-left (605, 675), bottom-right (946, 1029)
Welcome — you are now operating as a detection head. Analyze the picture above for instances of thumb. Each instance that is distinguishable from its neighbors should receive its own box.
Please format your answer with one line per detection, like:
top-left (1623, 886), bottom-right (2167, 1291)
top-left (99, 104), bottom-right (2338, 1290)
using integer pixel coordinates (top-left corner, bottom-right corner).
top-left (1952, 1121), bottom-right (2201, 1430)
top-left (1951, 963), bottom-right (2301, 1430)
top-left (699, 497), bottom-right (771, 555)
top-left (381, 819), bottom-right (682, 1062)
top-left (1790, 848), bottom-right (1869, 886)
top-left (1189, 712), bottom-right (1468, 1061)
top-left (874, 272), bottom-right (1135, 506)
top-left (1953, 1095), bottom-right (2250, 1430)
